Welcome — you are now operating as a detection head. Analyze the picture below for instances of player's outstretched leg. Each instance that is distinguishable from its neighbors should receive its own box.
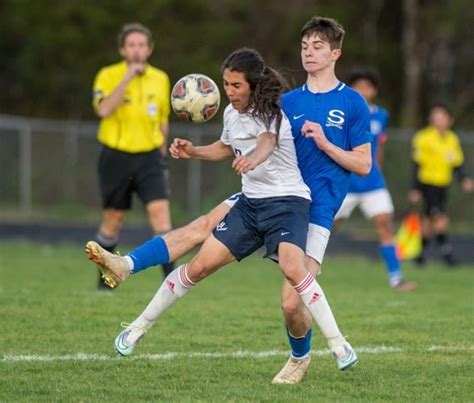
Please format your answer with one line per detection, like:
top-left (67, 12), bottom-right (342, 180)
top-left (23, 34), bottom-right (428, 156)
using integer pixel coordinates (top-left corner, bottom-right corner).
top-left (114, 235), bottom-right (235, 356)
top-left (85, 203), bottom-right (231, 288)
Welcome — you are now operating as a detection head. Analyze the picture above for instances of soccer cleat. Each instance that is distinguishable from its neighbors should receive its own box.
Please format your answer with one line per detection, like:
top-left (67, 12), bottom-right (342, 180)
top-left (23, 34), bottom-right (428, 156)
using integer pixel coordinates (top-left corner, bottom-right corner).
top-left (392, 281), bottom-right (417, 291)
top-left (332, 341), bottom-right (358, 371)
top-left (85, 241), bottom-right (131, 288)
top-left (271, 356), bottom-right (311, 384)
top-left (114, 322), bottom-right (147, 356)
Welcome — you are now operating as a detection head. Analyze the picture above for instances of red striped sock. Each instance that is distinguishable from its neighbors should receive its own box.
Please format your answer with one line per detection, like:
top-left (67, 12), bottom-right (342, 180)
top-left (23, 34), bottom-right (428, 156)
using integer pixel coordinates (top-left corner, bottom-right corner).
top-left (293, 272), bottom-right (344, 344)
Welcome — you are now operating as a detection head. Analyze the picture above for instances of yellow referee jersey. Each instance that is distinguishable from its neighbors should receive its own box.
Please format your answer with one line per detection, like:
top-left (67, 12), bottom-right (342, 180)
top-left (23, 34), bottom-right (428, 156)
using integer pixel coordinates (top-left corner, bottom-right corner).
top-left (93, 61), bottom-right (170, 153)
top-left (412, 126), bottom-right (464, 187)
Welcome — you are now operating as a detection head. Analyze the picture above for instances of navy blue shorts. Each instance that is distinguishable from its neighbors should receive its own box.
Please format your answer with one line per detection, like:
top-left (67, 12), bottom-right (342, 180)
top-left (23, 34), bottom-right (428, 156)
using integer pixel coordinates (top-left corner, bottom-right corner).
top-left (213, 194), bottom-right (310, 261)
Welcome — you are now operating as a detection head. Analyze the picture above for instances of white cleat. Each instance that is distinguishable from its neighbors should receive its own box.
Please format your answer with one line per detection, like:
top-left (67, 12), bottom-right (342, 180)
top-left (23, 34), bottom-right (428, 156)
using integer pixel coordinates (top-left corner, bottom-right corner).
top-left (114, 322), bottom-right (147, 356)
top-left (332, 341), bottom-right (358, 370)
top-left (271, 356), bottom-right (311, 384)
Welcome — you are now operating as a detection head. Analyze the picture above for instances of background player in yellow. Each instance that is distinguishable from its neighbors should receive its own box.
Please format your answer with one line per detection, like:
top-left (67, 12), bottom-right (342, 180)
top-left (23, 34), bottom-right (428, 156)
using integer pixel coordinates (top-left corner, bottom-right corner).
top-left (409, 104), bottom-right (473, 266)
top-left (92, 23), bottom-right (174, 289)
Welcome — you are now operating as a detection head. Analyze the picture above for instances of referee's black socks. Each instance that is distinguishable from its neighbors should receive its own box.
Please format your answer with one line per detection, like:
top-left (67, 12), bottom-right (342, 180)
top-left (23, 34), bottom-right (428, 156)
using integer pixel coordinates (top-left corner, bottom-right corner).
top-left (162, 262), bottom-right (175, 277)
top-left (435, 232), bottom-right (456, 266)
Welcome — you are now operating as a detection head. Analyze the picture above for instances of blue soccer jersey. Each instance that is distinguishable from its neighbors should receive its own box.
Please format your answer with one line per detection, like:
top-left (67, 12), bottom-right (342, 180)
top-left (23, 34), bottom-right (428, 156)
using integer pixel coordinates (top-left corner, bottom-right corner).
top-left (347, 105), bottom-right (389, 193)
top-left (282, 82), bottom-right (371, 230)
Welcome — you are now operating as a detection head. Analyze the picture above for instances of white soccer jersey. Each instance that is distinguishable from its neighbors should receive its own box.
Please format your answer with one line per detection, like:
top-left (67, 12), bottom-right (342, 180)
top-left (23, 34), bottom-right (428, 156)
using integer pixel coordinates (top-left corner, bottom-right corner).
top-left (220, 104), bottom-right (310, 200)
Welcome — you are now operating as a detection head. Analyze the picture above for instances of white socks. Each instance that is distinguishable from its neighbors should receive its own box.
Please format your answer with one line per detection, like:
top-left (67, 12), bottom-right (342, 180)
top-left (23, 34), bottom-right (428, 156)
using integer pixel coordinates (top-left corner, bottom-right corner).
top-left (124, 256), bottom-right (134, 271)
top-left (294, 273), bottom-right (345, 349)
top-left (131, 265), bottom-right (195, 329)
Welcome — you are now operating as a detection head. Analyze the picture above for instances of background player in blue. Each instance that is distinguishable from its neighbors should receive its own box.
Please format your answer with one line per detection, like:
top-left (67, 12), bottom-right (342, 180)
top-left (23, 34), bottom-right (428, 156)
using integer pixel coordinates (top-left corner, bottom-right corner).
top-left (334, 68), bottom-right (417, 291)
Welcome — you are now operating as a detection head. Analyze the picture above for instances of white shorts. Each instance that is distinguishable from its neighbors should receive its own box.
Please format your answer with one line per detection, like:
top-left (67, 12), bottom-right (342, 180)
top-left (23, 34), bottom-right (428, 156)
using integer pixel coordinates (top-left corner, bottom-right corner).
top-left (305, 223), bottom-right (331, 265)
top-left (335, 188), bottom-right (394, 220)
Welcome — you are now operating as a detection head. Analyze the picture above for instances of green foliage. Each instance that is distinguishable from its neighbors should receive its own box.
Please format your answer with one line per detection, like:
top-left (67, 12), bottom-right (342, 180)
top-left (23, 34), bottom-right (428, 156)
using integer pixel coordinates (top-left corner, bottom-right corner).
top-left (1, 241), bottom-right (473, 401)
top-left (1, 0), bottom-right (472, 126)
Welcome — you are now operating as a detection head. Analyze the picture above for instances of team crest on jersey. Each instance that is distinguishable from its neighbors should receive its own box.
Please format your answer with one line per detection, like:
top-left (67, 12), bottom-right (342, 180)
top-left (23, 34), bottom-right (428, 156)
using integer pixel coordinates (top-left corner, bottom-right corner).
top-left (325, 109), bottom-right (345, 130)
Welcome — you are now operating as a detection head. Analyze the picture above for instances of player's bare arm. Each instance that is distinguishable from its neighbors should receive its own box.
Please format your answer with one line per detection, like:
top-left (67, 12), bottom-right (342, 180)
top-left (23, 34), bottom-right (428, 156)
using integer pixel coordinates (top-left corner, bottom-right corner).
top-left (301, 120), bottom-right (371, 176)
top-left (461, 177), bottom-right (474, 193)
top-left (170, 138), bottom-right (234, 161)
top-left (232, 132), bottom-right (277, 175)
top-left (96, 62), bottom-right (144, 118)
top-left (159, 123), bottom-right (169, 157)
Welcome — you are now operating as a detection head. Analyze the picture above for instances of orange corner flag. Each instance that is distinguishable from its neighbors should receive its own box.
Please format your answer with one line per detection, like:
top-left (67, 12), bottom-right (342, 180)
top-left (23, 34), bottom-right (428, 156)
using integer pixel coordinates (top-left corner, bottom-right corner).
top-left (396, 212), bottom-right (422, 260)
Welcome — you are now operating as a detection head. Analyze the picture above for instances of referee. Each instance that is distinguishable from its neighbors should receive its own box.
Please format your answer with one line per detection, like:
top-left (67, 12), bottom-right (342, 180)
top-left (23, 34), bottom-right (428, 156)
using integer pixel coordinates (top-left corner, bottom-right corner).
top-left (92, 23), bottom-right (174, 288)
top-left (409, 104), bottom-right (473, 266)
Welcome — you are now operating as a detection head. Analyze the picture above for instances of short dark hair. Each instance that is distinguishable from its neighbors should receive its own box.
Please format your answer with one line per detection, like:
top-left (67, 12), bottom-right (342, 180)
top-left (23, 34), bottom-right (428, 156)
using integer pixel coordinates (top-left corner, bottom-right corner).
top-left (430, 103), bottom-right (453, 117)
top-left (346, 67), bottom-right (381, 89)
top-left (300, 16), bottom-right (345, 49)
top-left (118, 23), bottom-right (153, 48)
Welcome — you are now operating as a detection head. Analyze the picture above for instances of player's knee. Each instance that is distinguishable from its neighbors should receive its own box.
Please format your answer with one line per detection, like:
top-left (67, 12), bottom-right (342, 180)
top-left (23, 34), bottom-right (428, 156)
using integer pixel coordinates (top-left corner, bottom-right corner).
top-left (281, 293), bottom-right (305, 319)
top-left (279, 260), bottom-right (305, 285)
top-left (186, 260), bottom-right (211, 283)
top-left (433, 214), bottom-right (449, 231)
top-left (378, 218), bottom-right (393, 238)
top-left (189, 215), bottom-right (213, 243)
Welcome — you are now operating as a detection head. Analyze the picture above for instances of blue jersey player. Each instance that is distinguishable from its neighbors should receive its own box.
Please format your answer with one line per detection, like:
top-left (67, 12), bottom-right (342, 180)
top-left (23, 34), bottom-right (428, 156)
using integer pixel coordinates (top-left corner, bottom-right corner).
top-left (272, 17), bottom-right (373, 384)
top-left (334, 68), bottom-right (417, 291)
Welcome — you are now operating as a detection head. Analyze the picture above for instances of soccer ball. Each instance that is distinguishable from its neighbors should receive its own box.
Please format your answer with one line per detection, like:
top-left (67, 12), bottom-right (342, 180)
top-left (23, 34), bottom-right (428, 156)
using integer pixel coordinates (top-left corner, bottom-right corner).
top-left (171, 74), bottom-right (220, 123)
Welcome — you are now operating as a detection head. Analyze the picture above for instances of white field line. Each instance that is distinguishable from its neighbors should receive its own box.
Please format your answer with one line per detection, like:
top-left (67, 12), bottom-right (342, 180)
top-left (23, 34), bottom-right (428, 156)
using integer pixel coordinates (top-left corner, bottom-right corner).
top-left (2, 345), bottom-right (472, 363)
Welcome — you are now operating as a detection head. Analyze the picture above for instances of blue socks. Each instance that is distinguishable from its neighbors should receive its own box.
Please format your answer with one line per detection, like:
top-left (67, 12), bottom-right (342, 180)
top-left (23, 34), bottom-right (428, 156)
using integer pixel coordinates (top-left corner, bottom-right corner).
top-left (128, 236), bottom-right (170, 274)
top-left (379, 244), bottom-right (402, 286)
top-left (288, 328), bottom-right (312, 359)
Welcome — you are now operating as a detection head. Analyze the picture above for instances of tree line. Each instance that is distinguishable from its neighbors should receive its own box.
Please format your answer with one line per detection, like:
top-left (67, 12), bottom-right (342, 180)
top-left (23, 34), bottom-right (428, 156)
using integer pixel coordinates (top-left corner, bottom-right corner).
top-left (0, 0), bottom-right (472, 128)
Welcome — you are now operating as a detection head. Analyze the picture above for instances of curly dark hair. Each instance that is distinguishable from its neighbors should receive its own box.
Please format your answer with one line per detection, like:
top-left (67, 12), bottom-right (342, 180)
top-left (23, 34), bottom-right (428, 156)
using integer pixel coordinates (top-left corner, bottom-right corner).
top-left (222, 48), bottom-right (288, 137)
top-left (346, 67), bottom-right (381, 89)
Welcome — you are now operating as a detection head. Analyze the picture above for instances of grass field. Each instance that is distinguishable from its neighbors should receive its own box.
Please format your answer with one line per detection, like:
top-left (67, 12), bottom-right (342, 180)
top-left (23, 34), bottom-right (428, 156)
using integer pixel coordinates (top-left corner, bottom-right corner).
top-left (1, 241), bottom-right (473, 402)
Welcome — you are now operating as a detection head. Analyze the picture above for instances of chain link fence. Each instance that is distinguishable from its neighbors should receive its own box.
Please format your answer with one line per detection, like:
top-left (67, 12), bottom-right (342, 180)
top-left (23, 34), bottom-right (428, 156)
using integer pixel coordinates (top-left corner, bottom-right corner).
top-left (0, 114), bottom-right (472, 230)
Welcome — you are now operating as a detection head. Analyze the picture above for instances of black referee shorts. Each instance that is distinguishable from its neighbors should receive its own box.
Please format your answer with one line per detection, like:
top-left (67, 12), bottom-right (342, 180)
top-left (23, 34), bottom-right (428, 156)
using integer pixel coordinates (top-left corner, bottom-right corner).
top-left (98, 146), bottom-right (170, 210)
top-left (419, 183), bottom-right (448, 217)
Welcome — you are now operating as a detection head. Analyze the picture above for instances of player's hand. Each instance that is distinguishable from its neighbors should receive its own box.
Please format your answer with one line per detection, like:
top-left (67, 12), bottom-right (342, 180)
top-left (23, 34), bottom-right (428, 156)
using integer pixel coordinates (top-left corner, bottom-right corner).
top-left (169, 138), bottom-right (194, 159)
top-left (408, 189), bottom-right (422, 204)
top-left (232, 155), bottom-right (257, 175)
top-left (125, 62), bottom-right (146, 80)
top-left (461, 177), bottom-right (474, 193)
top-left (301, 120), bottom-right (330, 151)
